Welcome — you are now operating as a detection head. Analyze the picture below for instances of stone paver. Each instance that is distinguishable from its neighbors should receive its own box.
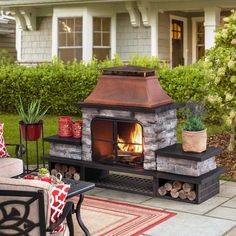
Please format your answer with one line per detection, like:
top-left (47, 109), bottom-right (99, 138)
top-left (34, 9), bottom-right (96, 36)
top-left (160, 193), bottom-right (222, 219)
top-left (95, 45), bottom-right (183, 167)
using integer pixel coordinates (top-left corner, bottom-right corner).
top-left (94, 188), bottom-right (153, 203)
top-left (225, 226), bottom-right (236, 236)
top-left (206, 206), bottom-right (236, 221)
top-left (218, 182), bottom-right (236, 198)
top-left (86, 187), bottom-right (104, 195)
top-left (143, 212), bottom-right (236, 236)
top-left (142, 195), bottom-right (229, 215)
top-left (90, 180), bottom-right (236, 236)
top-left (222, 196), bottom-right (236, 208)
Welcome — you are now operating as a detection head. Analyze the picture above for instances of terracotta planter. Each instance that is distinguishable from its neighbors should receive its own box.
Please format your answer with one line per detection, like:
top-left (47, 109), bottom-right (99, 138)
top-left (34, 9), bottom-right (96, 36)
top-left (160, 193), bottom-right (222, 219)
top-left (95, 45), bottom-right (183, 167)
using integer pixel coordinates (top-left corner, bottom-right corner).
top-left (20, 121), bottom-right (42, 141)
top-left (182, 129), bottom-right (207, 153)
top-left (72, 121), bottom-right (82, 138)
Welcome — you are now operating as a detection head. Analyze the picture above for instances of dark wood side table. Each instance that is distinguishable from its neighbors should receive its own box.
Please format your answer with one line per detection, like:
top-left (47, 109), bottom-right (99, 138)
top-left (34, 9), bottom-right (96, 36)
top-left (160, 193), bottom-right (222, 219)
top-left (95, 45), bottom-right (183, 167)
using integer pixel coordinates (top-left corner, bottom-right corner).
top-left (63, 179), bottom-right (95, 236)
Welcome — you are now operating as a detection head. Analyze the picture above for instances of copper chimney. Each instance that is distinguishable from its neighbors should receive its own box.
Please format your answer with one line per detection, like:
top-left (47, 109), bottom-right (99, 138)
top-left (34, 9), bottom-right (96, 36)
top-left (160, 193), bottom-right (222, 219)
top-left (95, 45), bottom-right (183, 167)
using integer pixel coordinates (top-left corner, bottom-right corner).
top-left (84, 66), bottom-right (173, 108)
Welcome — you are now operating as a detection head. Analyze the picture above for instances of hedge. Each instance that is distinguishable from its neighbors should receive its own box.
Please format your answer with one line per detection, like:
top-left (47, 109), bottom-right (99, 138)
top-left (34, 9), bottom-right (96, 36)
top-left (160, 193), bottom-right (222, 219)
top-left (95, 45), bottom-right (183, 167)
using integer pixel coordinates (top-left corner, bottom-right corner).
top-left (0, 55), bottom-right (215, 121)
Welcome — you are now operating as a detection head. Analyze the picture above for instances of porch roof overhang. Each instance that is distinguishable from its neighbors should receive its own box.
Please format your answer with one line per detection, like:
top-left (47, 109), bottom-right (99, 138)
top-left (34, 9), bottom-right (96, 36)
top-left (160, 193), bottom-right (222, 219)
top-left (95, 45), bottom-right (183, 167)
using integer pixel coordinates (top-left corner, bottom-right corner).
top-left (0, 0), bottom-right (236, 9)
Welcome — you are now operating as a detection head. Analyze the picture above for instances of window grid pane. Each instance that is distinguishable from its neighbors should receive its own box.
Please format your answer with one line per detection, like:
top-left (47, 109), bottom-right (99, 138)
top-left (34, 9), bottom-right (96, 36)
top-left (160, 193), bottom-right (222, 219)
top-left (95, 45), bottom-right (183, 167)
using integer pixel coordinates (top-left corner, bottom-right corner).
top-left (93, 17), bottom-right (111, 60)
top-left (58, 17), bottom-right (83, 62)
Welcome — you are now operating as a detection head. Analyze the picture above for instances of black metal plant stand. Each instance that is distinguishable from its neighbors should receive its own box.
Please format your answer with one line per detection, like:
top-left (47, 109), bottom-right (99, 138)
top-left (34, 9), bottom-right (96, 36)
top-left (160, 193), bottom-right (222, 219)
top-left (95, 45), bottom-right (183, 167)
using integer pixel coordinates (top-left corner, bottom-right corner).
top-left (19, 122), bottom-right (45, 173)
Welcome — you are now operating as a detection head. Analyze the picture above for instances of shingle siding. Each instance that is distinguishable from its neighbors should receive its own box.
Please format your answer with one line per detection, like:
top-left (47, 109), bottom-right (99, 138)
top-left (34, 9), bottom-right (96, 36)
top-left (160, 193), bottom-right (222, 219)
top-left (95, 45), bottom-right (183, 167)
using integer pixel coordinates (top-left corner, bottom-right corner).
top-left (116, 13), bottom-right (151, 60)
top-left (158, 12), bottom-right (170, 61)
top-left (21, 16), bottom-right (52, 62)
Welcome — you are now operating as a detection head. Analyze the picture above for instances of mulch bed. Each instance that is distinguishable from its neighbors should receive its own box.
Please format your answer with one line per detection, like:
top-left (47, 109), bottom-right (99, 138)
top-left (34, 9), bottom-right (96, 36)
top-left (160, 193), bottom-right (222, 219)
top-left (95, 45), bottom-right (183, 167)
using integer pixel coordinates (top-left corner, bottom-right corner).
top-left (208, 132), bottom-right (236, 180)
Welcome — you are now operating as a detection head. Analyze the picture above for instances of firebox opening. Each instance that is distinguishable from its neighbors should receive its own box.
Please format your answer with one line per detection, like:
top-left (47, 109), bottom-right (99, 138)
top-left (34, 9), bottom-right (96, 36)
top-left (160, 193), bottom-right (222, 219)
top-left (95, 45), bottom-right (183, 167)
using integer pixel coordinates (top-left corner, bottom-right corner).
top-left (91, 117), bottom-right (144, 168)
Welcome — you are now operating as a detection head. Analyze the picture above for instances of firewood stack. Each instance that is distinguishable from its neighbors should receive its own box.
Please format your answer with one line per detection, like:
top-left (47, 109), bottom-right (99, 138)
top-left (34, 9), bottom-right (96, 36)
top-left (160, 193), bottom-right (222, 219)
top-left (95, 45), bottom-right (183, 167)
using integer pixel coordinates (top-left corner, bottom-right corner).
top-left (158, 181), bottom-right (196, 201)
top-left (51, 163), bottom-right (80, 181)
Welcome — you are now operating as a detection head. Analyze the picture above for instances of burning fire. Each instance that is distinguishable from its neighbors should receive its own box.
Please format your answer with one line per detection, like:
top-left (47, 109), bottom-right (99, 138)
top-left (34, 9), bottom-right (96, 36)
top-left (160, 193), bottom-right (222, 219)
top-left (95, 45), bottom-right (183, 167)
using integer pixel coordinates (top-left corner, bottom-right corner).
top-left (117, 123), bottom-right (143, 153)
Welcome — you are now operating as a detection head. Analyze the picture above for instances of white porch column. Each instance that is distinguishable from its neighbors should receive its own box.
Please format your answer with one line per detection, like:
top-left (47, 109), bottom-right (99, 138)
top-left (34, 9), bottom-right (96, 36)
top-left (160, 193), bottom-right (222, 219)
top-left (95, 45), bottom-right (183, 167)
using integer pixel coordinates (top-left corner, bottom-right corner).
top-left (15, 25), bottom-right (22, 61)
top-left (150, 8), bottom-right (158, 57)
top-left (204, 7), bottom-right (221, 49)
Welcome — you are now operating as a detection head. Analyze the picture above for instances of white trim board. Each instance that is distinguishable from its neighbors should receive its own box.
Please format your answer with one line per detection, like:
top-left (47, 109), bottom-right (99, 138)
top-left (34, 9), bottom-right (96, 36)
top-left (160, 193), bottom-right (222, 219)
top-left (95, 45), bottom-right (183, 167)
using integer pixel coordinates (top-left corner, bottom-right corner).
top-left (169, 15), bottom-right (188, 67)
top-left (192, 17), bottom-right (204, 63)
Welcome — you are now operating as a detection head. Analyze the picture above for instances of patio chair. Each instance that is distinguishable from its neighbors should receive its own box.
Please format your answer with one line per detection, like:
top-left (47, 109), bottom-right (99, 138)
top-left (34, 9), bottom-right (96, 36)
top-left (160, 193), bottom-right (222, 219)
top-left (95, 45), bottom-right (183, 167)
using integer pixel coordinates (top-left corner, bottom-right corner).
top-left (0, 177), bottom-right (73, 236)
top-left (0, 144), bottom-right (25, 178)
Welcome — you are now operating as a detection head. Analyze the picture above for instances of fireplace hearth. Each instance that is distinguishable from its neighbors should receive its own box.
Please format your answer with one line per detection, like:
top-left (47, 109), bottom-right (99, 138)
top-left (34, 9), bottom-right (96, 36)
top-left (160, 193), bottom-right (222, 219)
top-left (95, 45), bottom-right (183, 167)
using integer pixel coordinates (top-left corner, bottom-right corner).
top-left (43, 65), bottom-right (224, 204)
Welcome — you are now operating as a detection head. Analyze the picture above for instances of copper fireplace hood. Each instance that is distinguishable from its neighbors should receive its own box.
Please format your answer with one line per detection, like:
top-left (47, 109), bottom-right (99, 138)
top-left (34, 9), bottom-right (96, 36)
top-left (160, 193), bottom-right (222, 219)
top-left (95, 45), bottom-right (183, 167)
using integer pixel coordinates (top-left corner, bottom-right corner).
top-left (83, 66), bottom-right (173, 109)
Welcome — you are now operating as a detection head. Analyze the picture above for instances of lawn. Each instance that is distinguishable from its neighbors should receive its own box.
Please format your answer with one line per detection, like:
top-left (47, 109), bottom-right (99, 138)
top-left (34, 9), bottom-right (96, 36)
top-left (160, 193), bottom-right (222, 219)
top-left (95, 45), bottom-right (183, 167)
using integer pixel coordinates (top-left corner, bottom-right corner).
top-left (0, 113), bottom-right (80, 164)
top-left (0, 113), bottom-right (229, 165)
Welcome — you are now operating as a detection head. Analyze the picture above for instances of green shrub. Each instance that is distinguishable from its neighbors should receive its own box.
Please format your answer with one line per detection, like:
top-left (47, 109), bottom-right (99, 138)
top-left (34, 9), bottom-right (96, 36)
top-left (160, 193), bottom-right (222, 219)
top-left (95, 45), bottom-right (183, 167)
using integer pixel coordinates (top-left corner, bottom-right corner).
top-left (0, 54), bottom-right (211, 122)
top-left (0, 49), bottom-right (15, 65)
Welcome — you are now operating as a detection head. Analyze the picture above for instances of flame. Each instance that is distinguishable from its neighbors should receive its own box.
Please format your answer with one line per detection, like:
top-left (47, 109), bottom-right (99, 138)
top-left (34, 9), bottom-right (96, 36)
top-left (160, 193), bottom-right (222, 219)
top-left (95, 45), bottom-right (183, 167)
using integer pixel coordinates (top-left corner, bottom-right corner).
top-left (117, 123), bottom-right (143, 153)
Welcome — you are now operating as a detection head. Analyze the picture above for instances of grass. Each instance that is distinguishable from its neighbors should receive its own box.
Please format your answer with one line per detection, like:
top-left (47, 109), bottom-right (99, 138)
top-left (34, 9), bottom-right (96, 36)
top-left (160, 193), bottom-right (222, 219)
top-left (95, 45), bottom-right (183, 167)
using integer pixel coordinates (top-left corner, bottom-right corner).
top-left (0, 113), bottom-right (228, 165)
top-left (0, 113), bottom-right (80, 164)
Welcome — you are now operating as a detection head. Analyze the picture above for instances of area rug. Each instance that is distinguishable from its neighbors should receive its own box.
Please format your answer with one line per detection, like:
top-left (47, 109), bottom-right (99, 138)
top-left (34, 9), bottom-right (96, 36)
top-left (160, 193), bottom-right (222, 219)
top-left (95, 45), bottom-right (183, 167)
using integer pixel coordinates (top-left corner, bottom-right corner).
top-left (74, 196), bottom-right (176, 236)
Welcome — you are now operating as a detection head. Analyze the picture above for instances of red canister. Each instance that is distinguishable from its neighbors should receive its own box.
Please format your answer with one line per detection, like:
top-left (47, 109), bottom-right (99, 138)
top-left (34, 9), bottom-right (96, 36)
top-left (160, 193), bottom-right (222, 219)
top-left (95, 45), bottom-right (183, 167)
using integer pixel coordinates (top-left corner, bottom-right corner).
top-left (58, 116), bottom-right (73, 137)
top-left (72, 121), bottom-right (82, 138)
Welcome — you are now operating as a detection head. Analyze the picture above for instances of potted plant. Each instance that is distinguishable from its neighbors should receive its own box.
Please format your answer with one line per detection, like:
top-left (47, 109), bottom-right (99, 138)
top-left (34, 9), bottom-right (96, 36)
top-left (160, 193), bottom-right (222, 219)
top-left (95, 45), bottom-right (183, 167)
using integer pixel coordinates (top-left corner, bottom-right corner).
top-left (181, 102), bottom-right (207, 153)
top-left (38, 168), bottom-right (49, 177)
top-left (16, 97), bottom-right (50, 141)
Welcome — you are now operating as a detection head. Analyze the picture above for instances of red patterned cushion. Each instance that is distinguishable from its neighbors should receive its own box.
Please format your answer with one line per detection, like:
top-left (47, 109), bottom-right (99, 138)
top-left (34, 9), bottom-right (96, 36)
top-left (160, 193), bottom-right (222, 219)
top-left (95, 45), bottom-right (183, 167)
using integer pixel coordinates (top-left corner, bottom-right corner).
top-left (0, 123), bottom-right (10, 158)
top-left (50, 184), bottom-right (70, 233)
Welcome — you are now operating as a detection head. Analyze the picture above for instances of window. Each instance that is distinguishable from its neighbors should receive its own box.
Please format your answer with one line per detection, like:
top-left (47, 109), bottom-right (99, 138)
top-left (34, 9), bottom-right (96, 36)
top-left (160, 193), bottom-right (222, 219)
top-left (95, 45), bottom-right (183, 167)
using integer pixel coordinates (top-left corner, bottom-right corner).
top-left (93, 17), bottom-right (111, 60)
top-left (58, 17), bottom-right (83, 63)
top-left (172, 22), bottom-right (182, 40)
top-left (196, 21), bottom-right (205, 60)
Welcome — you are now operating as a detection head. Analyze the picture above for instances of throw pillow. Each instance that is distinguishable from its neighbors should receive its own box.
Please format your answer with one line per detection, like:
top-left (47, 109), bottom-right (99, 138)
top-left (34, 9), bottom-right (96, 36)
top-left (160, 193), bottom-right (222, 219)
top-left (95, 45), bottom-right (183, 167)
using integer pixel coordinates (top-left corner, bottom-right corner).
top-left (50, 184), bottom-right (70, 233)
top-left (0, 123), bottom-right (10, 158)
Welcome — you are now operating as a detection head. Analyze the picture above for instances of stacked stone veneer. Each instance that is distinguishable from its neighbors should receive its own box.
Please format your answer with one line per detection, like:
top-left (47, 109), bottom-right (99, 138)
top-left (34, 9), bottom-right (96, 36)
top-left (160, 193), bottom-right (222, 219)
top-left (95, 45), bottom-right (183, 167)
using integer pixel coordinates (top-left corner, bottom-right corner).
top-left (81, 108), bottom-right (177, 170)
top-left (156, 156), bottom-right (216, 176)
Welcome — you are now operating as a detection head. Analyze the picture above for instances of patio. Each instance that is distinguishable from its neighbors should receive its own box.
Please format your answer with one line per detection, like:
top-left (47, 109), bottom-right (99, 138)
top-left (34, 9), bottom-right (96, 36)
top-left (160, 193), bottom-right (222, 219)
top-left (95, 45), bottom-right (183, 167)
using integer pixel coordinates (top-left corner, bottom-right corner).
top-left (82, 180), bottom-right (236, 236)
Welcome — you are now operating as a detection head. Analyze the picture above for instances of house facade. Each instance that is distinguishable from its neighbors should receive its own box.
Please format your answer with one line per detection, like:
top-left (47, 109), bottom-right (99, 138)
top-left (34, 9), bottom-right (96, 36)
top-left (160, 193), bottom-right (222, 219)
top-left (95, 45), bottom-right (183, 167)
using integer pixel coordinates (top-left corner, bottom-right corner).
top-left (0, 12), bottom-right (16, 58)
top-left (0, 0), bottom-right (235, 67)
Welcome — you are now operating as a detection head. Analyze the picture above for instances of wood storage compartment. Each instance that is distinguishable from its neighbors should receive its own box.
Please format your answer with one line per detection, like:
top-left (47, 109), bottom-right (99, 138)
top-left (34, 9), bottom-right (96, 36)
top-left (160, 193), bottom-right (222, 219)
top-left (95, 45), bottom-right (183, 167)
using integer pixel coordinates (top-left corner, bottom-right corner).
top-left (157, 179), bottom-right (197, 202)
top-left (156, 167), bottom-right (224, 204)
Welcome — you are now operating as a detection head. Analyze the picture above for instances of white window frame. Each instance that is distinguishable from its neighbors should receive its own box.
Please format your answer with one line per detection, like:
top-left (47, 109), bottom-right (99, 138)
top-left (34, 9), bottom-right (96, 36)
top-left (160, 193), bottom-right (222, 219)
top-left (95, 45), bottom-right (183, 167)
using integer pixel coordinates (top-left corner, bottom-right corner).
top-left (90, 11), bottom-right (116, 60)
top-left (52, 7), bottom-right (85, 62)
top-left (169, 15), bottom-right (188, 67)
top-left (92, 17), bottom-right (112, 60)
top-left (192, 17), bottom-right (204, 63)
top-left (52, 7), bottom-right (116, 63)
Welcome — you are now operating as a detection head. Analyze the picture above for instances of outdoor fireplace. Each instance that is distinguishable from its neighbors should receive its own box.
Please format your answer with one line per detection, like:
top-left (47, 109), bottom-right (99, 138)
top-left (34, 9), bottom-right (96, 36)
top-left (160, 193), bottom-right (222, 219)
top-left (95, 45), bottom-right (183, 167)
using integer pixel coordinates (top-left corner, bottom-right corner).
top-left (43, 65), bottom-right (223, 203)
top-left (78, 66), bottom-right (178, 170)
top-left (91, 117), bottom-right (144, 167)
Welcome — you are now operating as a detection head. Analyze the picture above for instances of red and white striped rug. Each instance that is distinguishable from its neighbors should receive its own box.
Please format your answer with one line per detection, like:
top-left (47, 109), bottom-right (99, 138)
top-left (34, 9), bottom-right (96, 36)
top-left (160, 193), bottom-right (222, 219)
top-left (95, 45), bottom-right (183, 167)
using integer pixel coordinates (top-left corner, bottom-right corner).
top-left (75, 196), bottom-right (176, 236)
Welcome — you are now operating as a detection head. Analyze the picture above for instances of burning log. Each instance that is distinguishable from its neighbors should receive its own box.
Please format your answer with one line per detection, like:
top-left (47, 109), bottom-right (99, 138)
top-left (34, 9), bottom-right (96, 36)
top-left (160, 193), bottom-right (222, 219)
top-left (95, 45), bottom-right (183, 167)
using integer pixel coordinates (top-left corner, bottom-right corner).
top-left (182, 183), bottom-right (194, 193)
top-left (158, 186), bottom-right (167, 196)
top-left (170, 189), bottom-right (179, 198)
top-left (187, 191), bottom-right (197, 201)
top-left (164, 182), bottom-right (173, 191)
top-left (173, 181), bottom-right (182, 190)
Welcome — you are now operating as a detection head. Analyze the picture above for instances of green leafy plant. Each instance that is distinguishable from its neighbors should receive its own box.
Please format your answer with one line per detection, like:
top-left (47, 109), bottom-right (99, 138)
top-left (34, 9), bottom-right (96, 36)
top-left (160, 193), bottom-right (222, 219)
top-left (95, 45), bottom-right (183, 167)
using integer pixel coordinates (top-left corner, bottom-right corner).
top-left (38, 168), bottom-right (49, 174)
top-left (204, 10), bottom-right (236, 151)
top-left (182, 102), bottom-right (205, 131)
top-left (16, 97), bottom-right (50, 124)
